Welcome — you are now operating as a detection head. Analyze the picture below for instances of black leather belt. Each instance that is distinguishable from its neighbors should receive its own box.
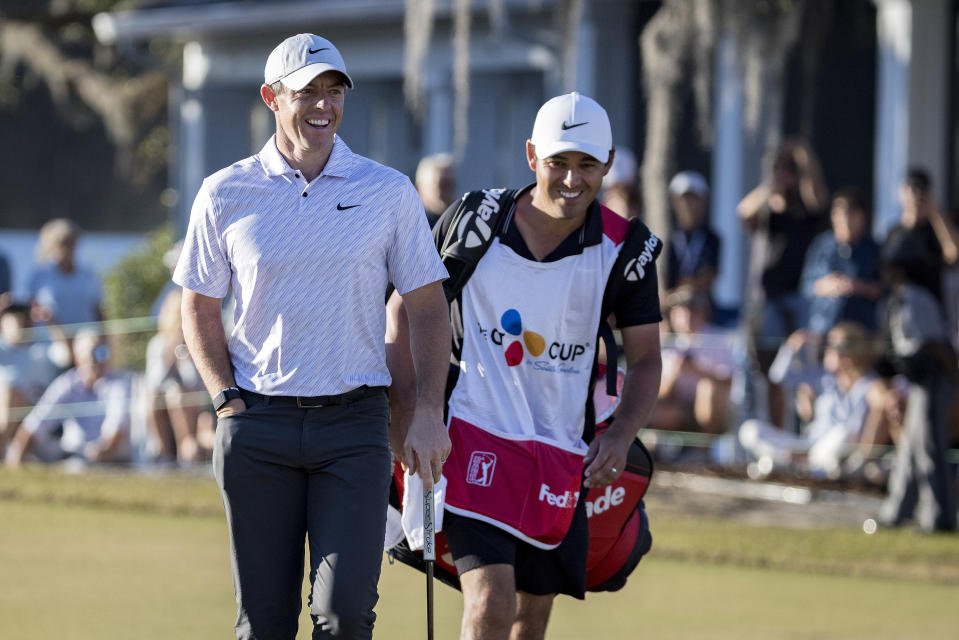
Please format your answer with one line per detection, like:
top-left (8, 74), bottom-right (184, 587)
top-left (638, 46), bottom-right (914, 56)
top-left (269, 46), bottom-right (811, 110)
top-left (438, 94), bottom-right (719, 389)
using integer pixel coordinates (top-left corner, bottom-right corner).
top-left (240, 385), bottom-right (386, 408)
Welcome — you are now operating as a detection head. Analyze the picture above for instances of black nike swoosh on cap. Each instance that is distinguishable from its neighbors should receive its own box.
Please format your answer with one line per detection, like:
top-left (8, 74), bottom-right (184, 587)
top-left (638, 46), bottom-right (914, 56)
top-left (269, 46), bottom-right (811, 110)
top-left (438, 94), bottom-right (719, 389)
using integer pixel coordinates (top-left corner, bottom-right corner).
top-left (561, 121), bottom-right (589, 130)
top-left (337, 203), bottom-right (361, 210)
top-left (308, 47), bottom-right (329, 54)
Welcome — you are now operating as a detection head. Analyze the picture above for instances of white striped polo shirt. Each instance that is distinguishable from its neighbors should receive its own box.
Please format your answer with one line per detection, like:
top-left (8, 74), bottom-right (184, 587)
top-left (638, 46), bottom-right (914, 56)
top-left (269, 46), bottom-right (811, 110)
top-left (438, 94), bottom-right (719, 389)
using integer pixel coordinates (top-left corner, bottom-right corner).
top-left (173, 135), bottom-right (447, 396)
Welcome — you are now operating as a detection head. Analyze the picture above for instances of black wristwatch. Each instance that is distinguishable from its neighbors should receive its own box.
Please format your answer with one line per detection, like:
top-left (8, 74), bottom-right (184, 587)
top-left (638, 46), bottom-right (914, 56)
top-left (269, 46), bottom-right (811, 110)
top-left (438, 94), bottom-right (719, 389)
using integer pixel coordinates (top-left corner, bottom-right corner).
top-left (213, 386), bottom-right (242, 412)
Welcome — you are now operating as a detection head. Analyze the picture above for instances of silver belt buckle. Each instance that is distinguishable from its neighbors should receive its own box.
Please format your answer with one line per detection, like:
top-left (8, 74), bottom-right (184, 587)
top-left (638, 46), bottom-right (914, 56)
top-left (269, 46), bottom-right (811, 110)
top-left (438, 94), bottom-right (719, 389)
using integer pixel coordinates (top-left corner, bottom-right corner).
top-left (296, 397), bottom-right (325, 409)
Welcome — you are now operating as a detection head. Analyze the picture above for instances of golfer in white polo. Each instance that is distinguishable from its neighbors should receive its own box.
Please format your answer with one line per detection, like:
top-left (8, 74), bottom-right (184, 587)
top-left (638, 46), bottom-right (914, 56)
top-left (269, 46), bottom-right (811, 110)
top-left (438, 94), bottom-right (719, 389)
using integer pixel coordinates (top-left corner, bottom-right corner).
top-left (175, 33), bottom-right (450, 639)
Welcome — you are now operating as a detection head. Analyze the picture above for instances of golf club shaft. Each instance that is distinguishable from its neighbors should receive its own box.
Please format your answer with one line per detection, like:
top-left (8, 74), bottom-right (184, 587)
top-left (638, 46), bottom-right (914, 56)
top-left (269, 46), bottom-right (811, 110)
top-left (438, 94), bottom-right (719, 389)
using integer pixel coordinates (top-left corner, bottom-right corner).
top-left (424, 485), bottom-right (435, 640)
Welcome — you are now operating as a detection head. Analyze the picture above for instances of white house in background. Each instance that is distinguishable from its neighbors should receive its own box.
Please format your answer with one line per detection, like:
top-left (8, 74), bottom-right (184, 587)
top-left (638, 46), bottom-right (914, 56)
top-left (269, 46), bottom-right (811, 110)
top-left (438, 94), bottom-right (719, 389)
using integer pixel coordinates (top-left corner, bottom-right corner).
top-left (93, 0), bottom-right (958, 311)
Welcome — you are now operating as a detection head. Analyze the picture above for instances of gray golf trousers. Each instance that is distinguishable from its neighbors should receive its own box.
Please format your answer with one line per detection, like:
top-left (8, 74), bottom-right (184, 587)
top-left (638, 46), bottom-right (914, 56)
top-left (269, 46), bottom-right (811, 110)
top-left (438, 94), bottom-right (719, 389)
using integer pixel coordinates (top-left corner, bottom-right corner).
top-left (213, 388), bottom-right (392, 639)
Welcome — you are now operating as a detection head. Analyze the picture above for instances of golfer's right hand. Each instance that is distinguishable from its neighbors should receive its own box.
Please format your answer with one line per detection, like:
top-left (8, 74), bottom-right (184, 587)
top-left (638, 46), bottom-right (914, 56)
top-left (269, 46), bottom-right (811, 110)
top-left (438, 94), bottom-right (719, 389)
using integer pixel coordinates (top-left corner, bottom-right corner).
top-left (216, 398), bottom-right (247, 418)
top-left (403, 406), bottom-right (450, 489)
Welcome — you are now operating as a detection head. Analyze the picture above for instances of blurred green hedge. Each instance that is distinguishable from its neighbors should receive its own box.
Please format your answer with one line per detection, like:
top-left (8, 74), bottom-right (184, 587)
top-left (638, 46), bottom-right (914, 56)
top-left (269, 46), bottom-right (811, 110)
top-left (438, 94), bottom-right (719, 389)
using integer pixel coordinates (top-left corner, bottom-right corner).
top-left (102, 224), bottom-right (174, 370)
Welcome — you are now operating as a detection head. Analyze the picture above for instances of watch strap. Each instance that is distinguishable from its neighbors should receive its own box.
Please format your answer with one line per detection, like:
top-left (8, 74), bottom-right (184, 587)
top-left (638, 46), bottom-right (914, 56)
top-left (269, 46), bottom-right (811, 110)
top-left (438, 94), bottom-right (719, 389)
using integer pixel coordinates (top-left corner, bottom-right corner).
top-left (213, 386), bottom-right (242, 411)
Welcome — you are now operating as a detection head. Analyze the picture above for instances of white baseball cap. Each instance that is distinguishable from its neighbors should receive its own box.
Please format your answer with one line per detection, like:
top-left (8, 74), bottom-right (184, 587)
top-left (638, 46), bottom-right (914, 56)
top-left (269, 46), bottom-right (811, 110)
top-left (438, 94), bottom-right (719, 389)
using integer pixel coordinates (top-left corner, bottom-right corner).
top-left (530, 92), bottom-right (612, 164)
top-left (264, 33), bottom-right (354, 90)
top-left (668, 170), bottom-right (709, 197)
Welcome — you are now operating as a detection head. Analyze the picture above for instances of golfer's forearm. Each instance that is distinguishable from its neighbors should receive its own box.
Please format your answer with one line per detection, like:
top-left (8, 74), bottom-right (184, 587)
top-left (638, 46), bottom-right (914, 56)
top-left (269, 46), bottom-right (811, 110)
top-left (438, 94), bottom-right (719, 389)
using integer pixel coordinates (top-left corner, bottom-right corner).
top-left (181, 291), bottom-right (236, 398)
top-left (405, 285), bottom-right (451, 412)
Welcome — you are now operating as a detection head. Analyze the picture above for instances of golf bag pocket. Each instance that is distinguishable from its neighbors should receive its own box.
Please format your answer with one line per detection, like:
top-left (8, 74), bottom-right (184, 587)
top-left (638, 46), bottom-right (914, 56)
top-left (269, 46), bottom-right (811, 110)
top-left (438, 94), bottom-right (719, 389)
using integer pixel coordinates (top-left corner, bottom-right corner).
top-left (584, 423), bottom-right (654, 591)
top-left (443, 416), bottom-right (586, 550)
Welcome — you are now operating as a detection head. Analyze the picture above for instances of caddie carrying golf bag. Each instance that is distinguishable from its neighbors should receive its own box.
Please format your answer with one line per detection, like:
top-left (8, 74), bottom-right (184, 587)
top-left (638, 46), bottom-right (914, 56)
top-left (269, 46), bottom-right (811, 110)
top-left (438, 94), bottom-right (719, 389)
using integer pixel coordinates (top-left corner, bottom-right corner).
top-left (386, 188), bottom-right (656, 592)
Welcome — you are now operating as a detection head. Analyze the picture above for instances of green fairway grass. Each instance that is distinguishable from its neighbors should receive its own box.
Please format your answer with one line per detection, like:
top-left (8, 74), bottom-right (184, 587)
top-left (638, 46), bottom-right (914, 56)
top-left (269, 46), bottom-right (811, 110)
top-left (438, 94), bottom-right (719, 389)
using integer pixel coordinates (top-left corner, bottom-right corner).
top-left (1, 467), bottom-right (958, 638)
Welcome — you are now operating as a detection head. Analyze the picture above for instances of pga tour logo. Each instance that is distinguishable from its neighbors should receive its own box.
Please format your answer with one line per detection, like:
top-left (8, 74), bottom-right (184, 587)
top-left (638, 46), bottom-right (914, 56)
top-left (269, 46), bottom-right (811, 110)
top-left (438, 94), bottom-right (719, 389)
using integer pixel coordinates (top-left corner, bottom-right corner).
top-left (623, 235), bottom-right (660, 281)
top-left (466, 451), bottom-right (497, 487)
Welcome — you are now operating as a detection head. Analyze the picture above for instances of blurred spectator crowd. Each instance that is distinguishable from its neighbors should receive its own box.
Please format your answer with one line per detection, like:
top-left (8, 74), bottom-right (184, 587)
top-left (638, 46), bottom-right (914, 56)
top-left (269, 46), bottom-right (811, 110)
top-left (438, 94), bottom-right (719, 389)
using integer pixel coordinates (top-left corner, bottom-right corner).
top-left (1, 144), bottom-right (956, 533)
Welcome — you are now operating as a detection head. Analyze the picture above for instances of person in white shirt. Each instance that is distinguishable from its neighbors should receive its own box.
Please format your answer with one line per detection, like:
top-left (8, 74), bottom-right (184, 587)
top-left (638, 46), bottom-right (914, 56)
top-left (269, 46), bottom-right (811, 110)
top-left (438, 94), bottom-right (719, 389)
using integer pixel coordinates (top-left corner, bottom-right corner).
top-left (174, 33), bottom-right (450, 639)
top-left (5, 328), bottom-right (132, 466)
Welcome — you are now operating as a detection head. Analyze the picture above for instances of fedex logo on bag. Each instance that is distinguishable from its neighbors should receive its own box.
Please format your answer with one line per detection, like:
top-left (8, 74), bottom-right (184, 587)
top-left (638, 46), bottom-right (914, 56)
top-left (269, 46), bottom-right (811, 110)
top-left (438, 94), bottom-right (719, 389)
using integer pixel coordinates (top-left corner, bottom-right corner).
top-left (539, 484), bottom-right (580, 508)
top-left (585, 485), bottom-right (626, 518)
top-left (466, 451), bottom-right (497, 486)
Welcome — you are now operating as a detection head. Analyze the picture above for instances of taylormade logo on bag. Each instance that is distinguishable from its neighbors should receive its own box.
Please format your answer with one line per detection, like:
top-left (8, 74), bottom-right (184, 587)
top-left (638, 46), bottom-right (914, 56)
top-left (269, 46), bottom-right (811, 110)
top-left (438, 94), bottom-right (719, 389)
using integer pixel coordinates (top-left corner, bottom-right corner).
top-left (585, 485), bottom-right (626, 518)
top-left (623, 235), bottom-right (660, 281)
top-left (539, 484), bottom-right (580, 508)
top-left (457, 188), bottom-right (505, 248)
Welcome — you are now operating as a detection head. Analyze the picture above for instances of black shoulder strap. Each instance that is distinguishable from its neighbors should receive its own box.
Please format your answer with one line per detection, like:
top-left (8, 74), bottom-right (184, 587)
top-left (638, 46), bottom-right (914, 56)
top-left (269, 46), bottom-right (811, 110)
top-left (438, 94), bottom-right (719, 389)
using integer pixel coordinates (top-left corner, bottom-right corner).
top-left (439, 188), bottom-right (518, 302)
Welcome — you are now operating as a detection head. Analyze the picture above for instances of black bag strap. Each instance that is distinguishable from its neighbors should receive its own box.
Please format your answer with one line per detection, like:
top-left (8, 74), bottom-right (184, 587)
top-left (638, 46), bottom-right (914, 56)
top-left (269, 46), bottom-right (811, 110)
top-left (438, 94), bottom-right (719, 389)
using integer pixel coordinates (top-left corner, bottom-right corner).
top-left (439, 188), bottom-right (519, 302)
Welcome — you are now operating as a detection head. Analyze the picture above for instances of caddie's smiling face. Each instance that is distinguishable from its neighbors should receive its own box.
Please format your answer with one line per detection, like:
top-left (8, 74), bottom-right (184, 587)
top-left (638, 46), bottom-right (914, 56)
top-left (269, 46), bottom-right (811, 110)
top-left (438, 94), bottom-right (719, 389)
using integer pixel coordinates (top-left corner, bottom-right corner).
top-left (263, 71), bottom-right (345, 161)
top-left (526, 142), bottom-right (612, 221)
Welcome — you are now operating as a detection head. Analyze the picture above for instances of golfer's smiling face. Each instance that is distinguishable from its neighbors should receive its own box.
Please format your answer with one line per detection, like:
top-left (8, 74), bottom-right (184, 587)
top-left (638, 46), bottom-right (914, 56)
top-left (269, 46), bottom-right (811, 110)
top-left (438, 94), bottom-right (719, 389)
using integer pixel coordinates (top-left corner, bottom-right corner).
top-left (269, 71), bottom-right (345, 159)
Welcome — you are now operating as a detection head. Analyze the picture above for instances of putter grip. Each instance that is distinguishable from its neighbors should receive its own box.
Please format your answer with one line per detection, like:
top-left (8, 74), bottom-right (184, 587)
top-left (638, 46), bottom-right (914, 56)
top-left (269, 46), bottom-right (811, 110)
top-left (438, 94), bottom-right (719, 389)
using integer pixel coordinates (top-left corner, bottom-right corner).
top-left (423, 487), bottom-right (435, 562)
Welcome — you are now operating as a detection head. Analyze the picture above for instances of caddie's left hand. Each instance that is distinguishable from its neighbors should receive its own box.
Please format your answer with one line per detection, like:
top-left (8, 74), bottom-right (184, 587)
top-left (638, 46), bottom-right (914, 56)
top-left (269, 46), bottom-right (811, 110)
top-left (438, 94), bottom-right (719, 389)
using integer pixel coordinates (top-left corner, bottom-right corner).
top-left (403, 404), bottom-right (451, 490)
top-left (583, 429), bottom-right (630, 488)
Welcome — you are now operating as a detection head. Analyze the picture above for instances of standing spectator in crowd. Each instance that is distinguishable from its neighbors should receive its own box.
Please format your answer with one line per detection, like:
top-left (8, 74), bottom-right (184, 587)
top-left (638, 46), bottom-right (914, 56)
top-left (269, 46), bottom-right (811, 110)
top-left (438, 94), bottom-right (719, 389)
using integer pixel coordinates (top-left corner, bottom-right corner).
top-left (5, 328), bottom-right (133, 466)
top-left (874, 235), bottom-right (957, 532)
top-left (664, 170), bottom-right (720, 300)
top-left (600, 146), bottom-right (642, 221)
top-left (175, 33), bottom-right (449, 638)
top-left (738, 140), bottom-right (828, 427)
top-left (0, 304), bottom-right (67, 456)
top-left (800, 187), bottom-right (882, 336)
top-left (27, 218), bottom-right (103, 326)
top-left (144, 289), bottom-right (214, 465)
top-left (738, 321), bottom-right (884, 478)
top-left (651, 285), bottom-right (734, 436)
top-left (415, 152), bottom-right (456, 227)
top-left (883, 167), bottom-right (959, 302)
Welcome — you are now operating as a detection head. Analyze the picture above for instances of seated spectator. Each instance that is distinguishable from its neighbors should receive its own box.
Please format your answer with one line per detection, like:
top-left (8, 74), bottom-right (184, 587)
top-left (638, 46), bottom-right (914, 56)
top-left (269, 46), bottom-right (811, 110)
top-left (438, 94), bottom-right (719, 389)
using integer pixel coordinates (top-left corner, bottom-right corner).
top-left (738, 321), bottom-right (886, 478)
top-left (665, 170), bottom-right (720, 299)
top-left (144, 289), bottom-right (214, 464)
top-left (0, 304), bottom-right (68, 455)
top-left (800, 187), bottom-right (881, 335)
top-left (600, 146), bottom-right (642, 221)
top-left (415, 153), bottom-right (456, 227)
top-left (28, 218), bottom-right (103, 326)
top-left (874, 236), bottom-right (957, 532)
top-left (5, 328), bottom-right (134, 466)
top-left (650, 286), bottom-right (734, 435)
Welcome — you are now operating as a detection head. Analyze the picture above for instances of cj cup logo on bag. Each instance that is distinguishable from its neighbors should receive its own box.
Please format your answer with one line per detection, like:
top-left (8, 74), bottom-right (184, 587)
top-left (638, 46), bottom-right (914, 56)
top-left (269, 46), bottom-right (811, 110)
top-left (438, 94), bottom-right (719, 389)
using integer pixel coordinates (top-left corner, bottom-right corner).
top-left (623, 234), bottom-right (660, 281)
top-left (457, 188), bottom-right (505, 248)
top-left (466, 451), bottom-right (497, 486)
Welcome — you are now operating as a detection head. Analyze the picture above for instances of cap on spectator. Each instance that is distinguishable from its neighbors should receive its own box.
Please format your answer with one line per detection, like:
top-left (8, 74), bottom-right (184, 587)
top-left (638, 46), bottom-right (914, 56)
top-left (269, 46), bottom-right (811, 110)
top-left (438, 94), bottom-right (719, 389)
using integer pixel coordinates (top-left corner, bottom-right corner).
top-left (265, 33), bottom-right (353, 90)
top-left (669, 171), bottom-right (709, 198)
top-left (605, 147), bottom-right (637, 187)
top-left (530, 92), bottom-right (612, 164)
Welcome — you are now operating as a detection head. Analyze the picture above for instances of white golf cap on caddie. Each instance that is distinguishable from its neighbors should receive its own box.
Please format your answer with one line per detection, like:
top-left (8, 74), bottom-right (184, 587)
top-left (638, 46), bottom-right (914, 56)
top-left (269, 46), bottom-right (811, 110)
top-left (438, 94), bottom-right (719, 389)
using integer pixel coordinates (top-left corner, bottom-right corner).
top-left (530, 92), bottom-right (612, 164)
top-left (264, 33), bottom-right (354, 90)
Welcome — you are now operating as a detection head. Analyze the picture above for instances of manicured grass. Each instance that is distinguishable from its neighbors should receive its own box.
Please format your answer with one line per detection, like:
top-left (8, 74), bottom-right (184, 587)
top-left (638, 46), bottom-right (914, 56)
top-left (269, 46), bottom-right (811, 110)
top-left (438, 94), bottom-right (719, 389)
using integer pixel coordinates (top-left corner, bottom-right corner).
top-left (2, 466), bottom-right (958, 639)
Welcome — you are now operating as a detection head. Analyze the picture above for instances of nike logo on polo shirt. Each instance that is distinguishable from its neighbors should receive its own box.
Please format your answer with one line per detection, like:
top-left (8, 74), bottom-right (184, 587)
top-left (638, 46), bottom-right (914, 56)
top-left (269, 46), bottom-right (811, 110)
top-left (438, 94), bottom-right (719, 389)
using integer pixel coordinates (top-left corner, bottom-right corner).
top-left (561, 121), bottom-right (588, 130)
top-left (308, 47), bottom-right (329, 54)
top-left (337, 203), bottom-right (361, 210)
